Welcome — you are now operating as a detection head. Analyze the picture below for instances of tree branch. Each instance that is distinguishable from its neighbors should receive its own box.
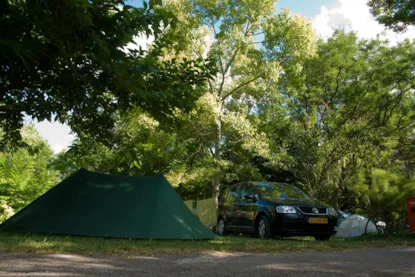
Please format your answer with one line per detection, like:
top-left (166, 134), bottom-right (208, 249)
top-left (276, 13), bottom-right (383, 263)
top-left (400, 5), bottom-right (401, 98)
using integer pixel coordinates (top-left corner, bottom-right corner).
top-left (208, 146), bottom-right (215, 159)
top-left (218, 19), bottom-right (253, 97)
top-left (221, 75), bottom-right (261, 101)
top-left (210, 16), bottom-right (225, 78)
top-left (207, 79), bottom-right (215, 94)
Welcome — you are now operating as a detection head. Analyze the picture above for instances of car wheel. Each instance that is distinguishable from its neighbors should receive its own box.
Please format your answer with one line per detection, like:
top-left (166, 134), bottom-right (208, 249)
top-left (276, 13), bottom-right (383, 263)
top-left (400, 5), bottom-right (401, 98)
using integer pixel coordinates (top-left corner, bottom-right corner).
top-left (314, 235), bottom-right (331, 241)
top-left (217, 217), bottom-right (228, 236)
top-left (257, 215), bottom-right (272, 239)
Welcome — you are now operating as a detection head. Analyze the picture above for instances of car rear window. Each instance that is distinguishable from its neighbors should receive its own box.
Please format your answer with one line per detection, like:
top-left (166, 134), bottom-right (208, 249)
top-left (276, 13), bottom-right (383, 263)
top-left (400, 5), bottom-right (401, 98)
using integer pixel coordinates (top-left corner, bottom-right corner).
top-left (255, 183), bottom-right (310, 200)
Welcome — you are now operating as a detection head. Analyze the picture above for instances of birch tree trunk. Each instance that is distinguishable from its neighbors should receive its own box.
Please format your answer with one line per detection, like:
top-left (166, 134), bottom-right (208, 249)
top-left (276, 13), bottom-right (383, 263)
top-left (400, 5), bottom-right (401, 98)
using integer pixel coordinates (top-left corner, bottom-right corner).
top-left (212, 104), bottom-right (222, 212)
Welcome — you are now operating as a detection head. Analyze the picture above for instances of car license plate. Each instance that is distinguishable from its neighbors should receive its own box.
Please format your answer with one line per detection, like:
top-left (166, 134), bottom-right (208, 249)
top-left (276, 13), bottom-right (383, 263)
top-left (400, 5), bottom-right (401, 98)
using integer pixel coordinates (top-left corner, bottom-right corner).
top-left (309, 217), bottom-right (328, 224)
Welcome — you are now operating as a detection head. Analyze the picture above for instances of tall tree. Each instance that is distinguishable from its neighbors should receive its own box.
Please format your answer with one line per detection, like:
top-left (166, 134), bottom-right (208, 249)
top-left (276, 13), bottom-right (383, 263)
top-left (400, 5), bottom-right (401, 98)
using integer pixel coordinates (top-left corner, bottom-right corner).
top-left (260, 31), bottom-right (415, 208)
top-left (0, 0), bottom-right (212, 148)
top-left (368, 0), bottom-right (415, 31)
top-left (162, 0), bottom-right (316, 201)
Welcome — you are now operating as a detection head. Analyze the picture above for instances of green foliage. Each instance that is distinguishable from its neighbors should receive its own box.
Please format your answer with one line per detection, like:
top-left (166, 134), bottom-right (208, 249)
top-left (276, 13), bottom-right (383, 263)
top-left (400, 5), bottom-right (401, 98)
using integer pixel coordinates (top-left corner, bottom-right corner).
top-left (0, 125), bottom-right (59, 222)
top-left (52, 107), bottom-right (217, 199)
top-left (25, 1), bottom-right (415, 231)
top-left (350, 169), bottom-right (415, 229)
top-left (57, 0), bottom-right (317, 199)
top-left (0, 200), bottom-right (14, 223)
top-left (260, 31), bottom-right (415, 213)
top-left (0, 0), bottom-right (213, 149)
top-left (368, 0), bottom-right (415, 32)
top-left (53, 110), bottom-right (178, 175)
top-left (159, 0), bottom-right (316, 196)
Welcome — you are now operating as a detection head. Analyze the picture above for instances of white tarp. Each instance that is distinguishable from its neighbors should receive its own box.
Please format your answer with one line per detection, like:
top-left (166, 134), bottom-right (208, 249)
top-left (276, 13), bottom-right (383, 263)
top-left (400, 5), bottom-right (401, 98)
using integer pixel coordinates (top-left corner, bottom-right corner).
top-left (335, 214), bottom-right (378, 238)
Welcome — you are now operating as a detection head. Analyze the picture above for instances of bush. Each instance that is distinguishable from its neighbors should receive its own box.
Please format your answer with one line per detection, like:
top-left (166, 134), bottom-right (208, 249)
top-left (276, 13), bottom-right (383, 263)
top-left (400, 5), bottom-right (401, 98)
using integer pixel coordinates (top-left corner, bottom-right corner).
top-left (0, 200), bottom-right (15, 223)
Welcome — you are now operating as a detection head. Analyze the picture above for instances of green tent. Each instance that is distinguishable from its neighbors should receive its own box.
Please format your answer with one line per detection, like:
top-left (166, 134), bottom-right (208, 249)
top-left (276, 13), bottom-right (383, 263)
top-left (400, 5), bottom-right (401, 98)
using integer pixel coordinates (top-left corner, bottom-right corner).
top-left (0, 168), bottom-right (215, 240)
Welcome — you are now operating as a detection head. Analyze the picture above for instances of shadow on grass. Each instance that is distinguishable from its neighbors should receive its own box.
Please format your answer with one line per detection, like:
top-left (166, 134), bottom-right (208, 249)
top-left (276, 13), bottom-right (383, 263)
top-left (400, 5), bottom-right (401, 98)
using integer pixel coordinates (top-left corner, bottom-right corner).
top-left (0, 231), bottom-right (414, 255)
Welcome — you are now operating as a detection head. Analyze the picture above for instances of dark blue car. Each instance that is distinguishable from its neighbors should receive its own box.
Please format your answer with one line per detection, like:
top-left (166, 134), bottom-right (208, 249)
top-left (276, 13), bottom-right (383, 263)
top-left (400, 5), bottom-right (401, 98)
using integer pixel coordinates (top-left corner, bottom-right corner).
top-left (217, 182), bottom-right (338, 240)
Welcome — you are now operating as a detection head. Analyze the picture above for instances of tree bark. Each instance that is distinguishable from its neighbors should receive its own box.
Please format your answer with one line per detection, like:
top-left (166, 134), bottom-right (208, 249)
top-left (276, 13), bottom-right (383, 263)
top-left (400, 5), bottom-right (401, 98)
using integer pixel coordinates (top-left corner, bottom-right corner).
top-left (212, 105), bottom-right (222, 212)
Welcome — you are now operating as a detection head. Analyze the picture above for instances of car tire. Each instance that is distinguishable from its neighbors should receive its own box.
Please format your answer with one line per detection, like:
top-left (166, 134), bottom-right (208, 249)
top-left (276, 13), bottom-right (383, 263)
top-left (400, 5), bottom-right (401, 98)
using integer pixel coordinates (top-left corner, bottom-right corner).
top-left (314, 234), bottom-right (331, 241)
top-left (217, 217), bottom-right (228, 236)
top-left (257, 215), bottom-right (272, 239)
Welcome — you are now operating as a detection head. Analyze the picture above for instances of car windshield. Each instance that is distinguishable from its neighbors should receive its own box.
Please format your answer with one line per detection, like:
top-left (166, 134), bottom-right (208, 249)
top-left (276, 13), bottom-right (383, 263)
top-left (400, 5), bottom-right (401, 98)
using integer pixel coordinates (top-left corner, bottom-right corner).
top-left (255, 183), bottom-right (311, 200)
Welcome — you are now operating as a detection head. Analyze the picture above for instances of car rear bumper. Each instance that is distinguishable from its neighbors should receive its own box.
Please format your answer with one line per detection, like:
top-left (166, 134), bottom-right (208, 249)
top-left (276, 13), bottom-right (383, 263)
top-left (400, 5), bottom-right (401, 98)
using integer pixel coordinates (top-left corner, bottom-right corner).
top-left (271, 213), bottom-right (337, 237)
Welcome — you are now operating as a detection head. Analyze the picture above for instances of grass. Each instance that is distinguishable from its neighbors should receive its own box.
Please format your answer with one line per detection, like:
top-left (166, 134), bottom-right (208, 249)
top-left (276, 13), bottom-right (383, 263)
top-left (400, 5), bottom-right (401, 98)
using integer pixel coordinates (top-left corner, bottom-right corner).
top-left (1, 232), bottom-right (414, 255)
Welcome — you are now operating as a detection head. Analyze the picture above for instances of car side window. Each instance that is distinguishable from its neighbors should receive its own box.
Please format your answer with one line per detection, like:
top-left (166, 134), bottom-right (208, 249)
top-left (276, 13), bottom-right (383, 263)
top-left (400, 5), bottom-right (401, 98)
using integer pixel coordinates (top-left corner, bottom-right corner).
top-left (239, 183), bottom-right (248, 198)
top-left (240, 183), bottom-right (256, 199)
top-left (229, 185), bottom-right (240, 203)
top-left (219, 187), bottom-right (231, 204)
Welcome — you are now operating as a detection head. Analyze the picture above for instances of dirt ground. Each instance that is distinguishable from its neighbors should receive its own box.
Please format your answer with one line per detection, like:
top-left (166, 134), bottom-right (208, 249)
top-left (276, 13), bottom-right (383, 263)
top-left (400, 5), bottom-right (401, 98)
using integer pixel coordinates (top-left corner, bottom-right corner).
top-left (1, 247), bottom-right (415, 277)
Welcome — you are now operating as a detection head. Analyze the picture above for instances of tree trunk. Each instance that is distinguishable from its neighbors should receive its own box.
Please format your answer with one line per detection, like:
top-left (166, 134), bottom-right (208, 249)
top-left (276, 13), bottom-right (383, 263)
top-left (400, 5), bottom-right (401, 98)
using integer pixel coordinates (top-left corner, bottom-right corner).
top-left (212, 107), bottom-right (222, 212)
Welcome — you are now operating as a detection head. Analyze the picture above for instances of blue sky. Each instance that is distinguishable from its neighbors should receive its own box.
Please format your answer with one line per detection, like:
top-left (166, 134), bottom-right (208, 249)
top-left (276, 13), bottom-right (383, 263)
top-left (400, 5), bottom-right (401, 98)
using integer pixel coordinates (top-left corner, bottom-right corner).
top-left (277, 0), bottom-right (335, 17)
top-left (34, 0), bottom-right (415, 153)
top-left (126, 0), bottom-right (336, 18)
